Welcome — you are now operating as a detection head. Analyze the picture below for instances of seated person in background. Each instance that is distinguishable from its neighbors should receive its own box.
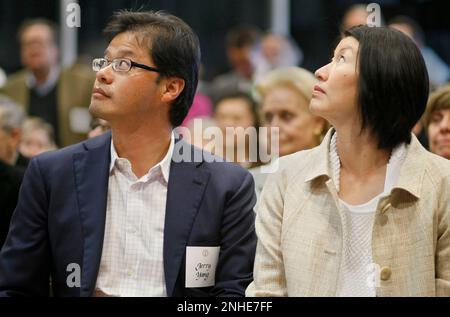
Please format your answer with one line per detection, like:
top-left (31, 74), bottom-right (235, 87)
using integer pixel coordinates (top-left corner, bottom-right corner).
top-left (0, 96), bottom-right (28, 169)
top-left (389, 16), bottom-right (450, 88)
top-left (250, 66), bottom-right (328, 195)
top-left (179, 116), bottom-right (218, 151)
top-left (180, 93), bottom-right (213, 127)
top-left (0, 160), bottom-right (24, 250)
top-left (0, 18), bottom-right (95, 147)
top-left (208, 26), bottom-right (261, 103)
top-left (341, 3), bottom-right (385, 31)
top-left (214, 92), bottom-right (261, 169)
top-left (423, 84), bottom-right (450, 160)
top-left (252, 32), bottom-right (303, 81)
top-left (0, 97), bottom-right (27, 249)
top-left (0, 67), bottom-right (6, 88)
top-left (87, 117), bottom-right (110, 139)
top-left (19, 117), bottom-right (57, 158)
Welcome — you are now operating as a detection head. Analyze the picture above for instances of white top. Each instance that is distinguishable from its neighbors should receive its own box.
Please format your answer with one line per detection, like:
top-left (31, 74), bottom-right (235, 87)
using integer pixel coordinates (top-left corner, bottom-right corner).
top-left (94, 133), bottom-right (175, 297)
top-left (329, 132), bottom-right (407, 297)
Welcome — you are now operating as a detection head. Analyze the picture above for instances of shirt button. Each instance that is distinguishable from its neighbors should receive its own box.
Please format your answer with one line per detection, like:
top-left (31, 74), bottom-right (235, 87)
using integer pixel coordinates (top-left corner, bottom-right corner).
top-left (127, 270), bottom-right (134, 277)
top-left (380, 267), bottom-right (392, 281)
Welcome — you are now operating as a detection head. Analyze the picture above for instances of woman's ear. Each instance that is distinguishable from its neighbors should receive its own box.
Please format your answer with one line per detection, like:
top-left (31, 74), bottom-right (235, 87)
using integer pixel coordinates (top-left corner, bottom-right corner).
top-left (161, 77), bottom-right (185, 103)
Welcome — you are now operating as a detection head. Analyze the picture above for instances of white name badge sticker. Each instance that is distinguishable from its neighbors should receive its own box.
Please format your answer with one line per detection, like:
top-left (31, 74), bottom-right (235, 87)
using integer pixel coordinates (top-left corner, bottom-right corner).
top-left (185, 246), bottom-right (220, 288)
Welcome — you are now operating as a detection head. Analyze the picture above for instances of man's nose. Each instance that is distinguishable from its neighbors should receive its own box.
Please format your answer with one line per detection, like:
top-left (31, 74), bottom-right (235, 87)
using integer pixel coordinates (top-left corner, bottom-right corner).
top-left (95, 64), bottom-right (114, 84)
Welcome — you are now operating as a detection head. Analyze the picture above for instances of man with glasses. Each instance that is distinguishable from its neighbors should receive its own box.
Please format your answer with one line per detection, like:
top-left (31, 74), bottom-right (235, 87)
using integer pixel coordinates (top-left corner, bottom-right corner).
top-left (0, 10), bottom-right (257, 297)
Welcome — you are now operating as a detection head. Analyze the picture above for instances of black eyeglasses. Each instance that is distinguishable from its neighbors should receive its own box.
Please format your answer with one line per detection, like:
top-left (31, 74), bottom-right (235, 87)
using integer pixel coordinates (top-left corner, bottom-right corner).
top-left (92, 58), bottom-right (162, 74)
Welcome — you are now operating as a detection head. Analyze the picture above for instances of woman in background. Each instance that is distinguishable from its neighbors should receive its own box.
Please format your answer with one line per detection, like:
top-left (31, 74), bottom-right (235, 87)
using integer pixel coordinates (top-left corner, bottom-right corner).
top-left (214, 92), bottom-right (261, 169)
top-left (250, 66), bottom-right (327, 195)
top-left (424, 84), bottom-right (450, 160)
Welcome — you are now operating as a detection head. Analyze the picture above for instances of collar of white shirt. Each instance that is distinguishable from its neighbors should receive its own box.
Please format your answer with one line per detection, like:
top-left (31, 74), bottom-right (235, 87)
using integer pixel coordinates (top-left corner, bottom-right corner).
top-left (26, 66), bottom-right (60, 96)
top-left (109, 132), bottom-right (175, 183)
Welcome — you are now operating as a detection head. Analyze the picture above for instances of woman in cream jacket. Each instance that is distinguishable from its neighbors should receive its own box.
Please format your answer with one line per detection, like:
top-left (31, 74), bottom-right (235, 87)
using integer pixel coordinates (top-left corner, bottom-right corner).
top-left (247, 26), bottom-right (450, 297)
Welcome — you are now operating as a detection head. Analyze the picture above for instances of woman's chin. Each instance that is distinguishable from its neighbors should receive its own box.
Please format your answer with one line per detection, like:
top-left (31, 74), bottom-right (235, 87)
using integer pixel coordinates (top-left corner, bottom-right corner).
top-left (309, 100), bottom-right (326, 117)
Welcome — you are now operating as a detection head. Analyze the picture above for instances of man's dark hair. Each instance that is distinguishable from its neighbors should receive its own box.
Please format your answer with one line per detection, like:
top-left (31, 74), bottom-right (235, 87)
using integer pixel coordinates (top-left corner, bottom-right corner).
top-left (104, 10), bottom-right (201, 127)
top-left (18, 18), bottom-right (59, 45)
top-left (226, 25), bottom-right (261, 49)
top-left (344, 25), bottom-right (429, 150)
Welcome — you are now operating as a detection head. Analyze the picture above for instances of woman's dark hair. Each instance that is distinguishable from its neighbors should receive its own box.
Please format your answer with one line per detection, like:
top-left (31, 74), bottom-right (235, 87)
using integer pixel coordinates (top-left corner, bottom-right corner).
top-left (104, 10), bottom-right (201, 127)
top-left (344, 25), bottom-right (429, 150)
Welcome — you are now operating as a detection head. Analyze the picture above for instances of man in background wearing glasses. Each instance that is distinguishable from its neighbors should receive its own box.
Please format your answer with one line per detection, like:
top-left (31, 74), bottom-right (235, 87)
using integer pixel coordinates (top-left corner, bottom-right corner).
top-left (0, 10), bottom-right (257, 297)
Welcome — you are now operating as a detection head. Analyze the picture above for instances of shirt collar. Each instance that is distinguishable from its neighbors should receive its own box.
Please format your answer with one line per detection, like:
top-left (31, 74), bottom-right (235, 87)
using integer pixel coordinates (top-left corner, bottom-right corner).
top-left (304, 128), bottom-right (426, 199)
top-left (109, 132), bottom-right (175, 183)
top-left (303, 128), bottom-right (334, 183)
top-left (26, 66), bottom-right (60, 96)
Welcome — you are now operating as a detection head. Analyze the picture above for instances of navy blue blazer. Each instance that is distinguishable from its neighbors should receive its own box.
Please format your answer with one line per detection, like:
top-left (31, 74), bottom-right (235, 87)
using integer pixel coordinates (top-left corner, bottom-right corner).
top-left (0, 132), bottom-right (257, 297)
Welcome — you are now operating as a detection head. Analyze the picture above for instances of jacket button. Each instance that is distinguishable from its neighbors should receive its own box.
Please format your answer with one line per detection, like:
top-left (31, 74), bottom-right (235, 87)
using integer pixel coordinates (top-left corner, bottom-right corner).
top-left (380, 267), bottom-right (392, 281)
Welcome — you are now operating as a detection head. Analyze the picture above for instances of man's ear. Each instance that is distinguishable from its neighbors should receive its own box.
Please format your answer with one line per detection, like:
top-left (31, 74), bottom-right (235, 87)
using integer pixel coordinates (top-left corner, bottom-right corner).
top-left (161, 77), bottom-right (185, 103)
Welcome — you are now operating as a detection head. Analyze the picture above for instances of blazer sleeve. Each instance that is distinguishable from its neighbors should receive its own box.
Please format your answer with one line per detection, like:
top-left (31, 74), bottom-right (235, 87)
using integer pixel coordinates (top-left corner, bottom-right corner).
top-left (436, 174), bottom-right (450, 296)
top-left (0, 158), bottom-right (51, 297)
top-left (210, 171), bottom-right (257, 297)
top-left (246, 169), bottom-right (288, 297)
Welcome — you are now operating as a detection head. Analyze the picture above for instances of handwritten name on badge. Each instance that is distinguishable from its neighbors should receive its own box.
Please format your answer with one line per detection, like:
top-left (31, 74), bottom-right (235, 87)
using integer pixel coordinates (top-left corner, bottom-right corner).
top-left (186, 246), bottom-right (220, 288)
top-left (195, 263), bottom-right (212, 281)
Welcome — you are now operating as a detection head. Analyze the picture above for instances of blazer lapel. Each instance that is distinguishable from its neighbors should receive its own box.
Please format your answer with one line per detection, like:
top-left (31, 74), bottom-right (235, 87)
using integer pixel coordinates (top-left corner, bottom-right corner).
top-left (164, 141), bottom-right (210, 296)
top-left (72, 132), bottom-right (111, 296)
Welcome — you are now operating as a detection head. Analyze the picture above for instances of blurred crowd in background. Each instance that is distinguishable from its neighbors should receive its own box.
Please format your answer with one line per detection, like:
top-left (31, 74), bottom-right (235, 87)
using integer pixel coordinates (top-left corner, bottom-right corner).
top-left (1, 1), bottom-right (450, 247)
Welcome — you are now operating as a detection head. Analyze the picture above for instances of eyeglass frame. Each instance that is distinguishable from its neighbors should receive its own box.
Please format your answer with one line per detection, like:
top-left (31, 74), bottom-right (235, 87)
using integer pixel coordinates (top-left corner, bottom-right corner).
top-left (92, 57), bottom-right (163, 74)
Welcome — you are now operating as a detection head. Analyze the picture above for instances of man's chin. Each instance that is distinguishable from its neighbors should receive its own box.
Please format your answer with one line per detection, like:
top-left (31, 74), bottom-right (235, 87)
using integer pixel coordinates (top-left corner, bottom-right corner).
top-left (89, 102), bottom-right (108, 119)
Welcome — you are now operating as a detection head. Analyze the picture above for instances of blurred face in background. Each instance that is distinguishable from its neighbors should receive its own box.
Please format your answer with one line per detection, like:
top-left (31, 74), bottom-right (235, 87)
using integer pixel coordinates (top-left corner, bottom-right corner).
top-left (342, 7), bottom-right (369, 30)
top-left (215, 97), bottom-right (256, 134)
top-left (215, 96), bottom-right (256, 155)
top-left (262, 85), bottom-right (325, 157)
top-left (20, 24), bottom-right (58, 74)
top-left (428, 108), bottom-right (450, 159)
top-left (261, 34), bottom-right (283, 64)
top-left (389, 23), bottom-right (414, 40)
top-left (19, 128), bottom-right (55, 158)
top-left (0, 128), bottom-right (21, 165)
top-left (227, 46), bottom-right (254, 79)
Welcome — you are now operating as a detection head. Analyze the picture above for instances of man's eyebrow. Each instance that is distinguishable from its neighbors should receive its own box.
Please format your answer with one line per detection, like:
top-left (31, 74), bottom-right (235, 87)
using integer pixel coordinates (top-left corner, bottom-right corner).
top-left (103, 49), bottom-right (136, 58)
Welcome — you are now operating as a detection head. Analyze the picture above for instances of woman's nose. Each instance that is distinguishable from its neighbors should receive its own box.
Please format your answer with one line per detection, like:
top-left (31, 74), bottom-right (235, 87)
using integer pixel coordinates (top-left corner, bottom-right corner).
top-left (315, 63), bottom-right (330, 82)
